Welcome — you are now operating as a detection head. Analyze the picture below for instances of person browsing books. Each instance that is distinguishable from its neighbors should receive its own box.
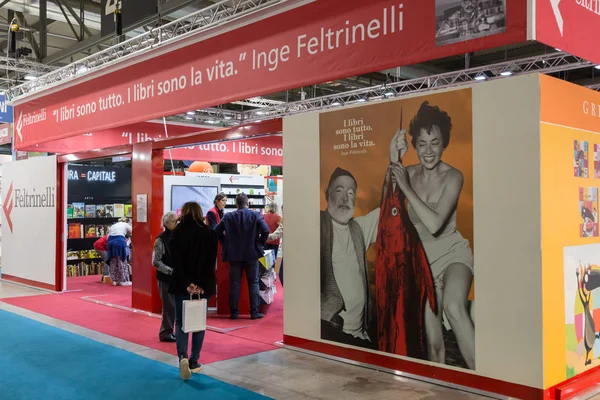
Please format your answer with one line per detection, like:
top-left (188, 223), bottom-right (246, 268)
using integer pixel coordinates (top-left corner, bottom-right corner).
top-left (107, 218), bottom-right (132, 286)
top-left (215, 193), bottom-right (270, 320)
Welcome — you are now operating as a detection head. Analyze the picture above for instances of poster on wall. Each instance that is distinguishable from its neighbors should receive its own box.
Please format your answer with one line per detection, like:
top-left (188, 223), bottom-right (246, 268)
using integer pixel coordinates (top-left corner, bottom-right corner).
top-left (319, 89), bottom-right (474, 370)
top-left (564, 244), bottom-right (600, 378)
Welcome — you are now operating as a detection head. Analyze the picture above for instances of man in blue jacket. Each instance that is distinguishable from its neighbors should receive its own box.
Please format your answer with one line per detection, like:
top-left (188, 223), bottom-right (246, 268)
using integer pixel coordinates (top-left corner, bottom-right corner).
top-left (215, 193), bottom-right (270, 320)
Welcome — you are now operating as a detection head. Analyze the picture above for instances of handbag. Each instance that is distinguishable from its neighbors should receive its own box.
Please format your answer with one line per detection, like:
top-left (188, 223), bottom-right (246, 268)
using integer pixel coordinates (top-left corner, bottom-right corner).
top-left (182, 295), bottom-right (207, 333)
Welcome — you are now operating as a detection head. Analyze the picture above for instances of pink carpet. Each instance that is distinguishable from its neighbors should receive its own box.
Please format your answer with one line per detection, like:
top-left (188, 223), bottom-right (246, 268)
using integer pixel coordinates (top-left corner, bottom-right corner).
top-left (2, 275), bottom-right (283, 363)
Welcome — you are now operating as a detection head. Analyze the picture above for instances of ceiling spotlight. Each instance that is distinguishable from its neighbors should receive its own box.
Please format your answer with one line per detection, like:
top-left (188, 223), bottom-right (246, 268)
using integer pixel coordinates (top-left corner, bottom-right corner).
top-left (500, 70), bottom-right (513, 77)
top-left (474, 73), bottom-right (488, 81)
top-left (77, 66), bottom-right (88, 74)
top-left (24, 75), bottom-right (37, 81)
top-left (555, 48), bottom-right (562, 52)
top-left (186, 111), bottom-right (195, 116)
top-left (383, 90), bottom-right (395, 98)
top-left (331, 102), bottom-right (342, 106)
top-left (357, 98), bottom-right (367, 103)
top-left (224, 116), bottom-right (232, 120)
top-left (595, 65), bottom-right (600, 70)
top-left (255, 120), bottom-right (264, 123)
top-left (256, 111), bottom-right (265, 115)
top-left (205, 120), bottom-right (215, 124)
top-left (185, 116), bottom-right (193, 120)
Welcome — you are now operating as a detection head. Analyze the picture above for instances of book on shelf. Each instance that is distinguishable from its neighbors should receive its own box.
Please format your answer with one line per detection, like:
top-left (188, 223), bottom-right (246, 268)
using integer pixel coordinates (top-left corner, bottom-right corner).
top-left (114, 204), bottom-right (125, 218)
top-left (68, 223), bottom-right (83, 239)
top-left (95, 225), bottom-right (108, 237)
top-left (95, 204), bottom-right (106, 218)
top-left (73, 202), bottom-right (85, 218)
top-left (67, 204), bottom-right (74, 219)
top-left (105, 204), bottom-right (115, 218)
top-left (84, 225), bottom-right (97, 238)
top-left (85, 204), bottom-right (96, 218)
top-left (124, 204), bottom-right (132, 218)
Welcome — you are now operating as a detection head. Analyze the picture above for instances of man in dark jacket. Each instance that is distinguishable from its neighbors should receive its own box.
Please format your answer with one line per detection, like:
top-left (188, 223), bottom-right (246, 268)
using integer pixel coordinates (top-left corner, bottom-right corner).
top-left (215, 193), bottom-right (270, 320)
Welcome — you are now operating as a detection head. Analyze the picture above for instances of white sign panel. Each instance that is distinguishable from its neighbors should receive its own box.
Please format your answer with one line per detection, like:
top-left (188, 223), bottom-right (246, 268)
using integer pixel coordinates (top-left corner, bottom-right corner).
top-left (1, 156), bottom-right (57, 287)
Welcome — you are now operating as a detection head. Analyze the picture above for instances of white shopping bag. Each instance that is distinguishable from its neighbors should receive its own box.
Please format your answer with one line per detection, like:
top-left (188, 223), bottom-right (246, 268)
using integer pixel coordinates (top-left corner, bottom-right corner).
top-left (182, 296), bottom-right (207, 333)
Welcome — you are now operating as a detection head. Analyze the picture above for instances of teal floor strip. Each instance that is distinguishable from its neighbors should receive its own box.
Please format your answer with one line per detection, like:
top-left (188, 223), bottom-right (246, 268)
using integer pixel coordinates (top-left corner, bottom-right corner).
top-left (0, 309), bottom-right (271, 400)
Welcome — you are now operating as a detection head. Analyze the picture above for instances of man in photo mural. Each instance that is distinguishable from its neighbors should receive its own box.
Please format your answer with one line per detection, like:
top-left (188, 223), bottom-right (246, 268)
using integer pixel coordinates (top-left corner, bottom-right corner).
top-left (392, 101), bottom-right (475, 369)
top-left (320, 131), bottom-right (404, 349)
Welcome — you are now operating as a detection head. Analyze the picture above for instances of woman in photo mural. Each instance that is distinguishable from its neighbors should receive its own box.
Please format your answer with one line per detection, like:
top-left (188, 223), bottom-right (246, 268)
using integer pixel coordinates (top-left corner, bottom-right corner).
top-left (393, 101), bottom-right (475, 369)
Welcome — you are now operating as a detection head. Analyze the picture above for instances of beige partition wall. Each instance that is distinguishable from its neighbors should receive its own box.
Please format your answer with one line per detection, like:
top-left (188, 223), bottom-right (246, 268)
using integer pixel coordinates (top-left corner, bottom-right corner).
top-left (283, 74), bottom-right (545, 396)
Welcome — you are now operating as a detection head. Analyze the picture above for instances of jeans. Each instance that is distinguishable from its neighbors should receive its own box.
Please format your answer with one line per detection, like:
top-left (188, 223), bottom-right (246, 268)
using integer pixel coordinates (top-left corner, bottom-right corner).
top-left (96, 250), bottom-right (109, 277)
top-left (229, 261), bottom-right (261, 316)
top-left (157, 280), bottom-right (175, 340)
top-left (174, 294), bottom-right (209, 362)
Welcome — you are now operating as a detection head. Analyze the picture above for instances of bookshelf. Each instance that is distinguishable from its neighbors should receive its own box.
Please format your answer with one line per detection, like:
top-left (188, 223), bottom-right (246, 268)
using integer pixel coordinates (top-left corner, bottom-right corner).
top-left (66, 165), bottom-right (132, 277)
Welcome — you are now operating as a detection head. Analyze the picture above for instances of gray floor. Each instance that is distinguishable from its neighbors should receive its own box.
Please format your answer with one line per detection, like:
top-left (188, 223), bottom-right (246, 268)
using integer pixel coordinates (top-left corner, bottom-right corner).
top-left (0, 280), bottom-right (597, 400)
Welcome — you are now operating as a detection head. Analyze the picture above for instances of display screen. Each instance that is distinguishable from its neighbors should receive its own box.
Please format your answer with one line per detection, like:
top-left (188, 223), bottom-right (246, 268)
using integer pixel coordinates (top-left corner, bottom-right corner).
top-left (171, 185), bottom-right (218, 217)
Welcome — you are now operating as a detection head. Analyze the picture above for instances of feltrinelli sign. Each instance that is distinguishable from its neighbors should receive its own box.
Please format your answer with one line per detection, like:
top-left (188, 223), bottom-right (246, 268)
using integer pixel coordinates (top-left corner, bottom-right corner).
top-left (1, 156), bottom-right (58, 290)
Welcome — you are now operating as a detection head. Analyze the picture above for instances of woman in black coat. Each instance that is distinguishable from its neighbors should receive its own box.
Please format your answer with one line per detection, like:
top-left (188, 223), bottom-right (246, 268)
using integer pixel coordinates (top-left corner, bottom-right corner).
top-left (168, 201), bottom-right (218, 380)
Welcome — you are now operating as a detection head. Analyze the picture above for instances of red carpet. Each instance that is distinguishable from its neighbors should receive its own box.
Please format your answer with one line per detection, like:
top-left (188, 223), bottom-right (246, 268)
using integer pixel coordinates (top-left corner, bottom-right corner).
top-left (2, 275), bottom-right (283, 364)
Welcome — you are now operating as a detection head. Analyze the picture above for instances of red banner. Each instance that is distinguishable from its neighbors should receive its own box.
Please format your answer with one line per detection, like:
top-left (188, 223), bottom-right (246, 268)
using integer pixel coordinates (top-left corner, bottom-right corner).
top-left (31, 121), bottom-right (205, 153)
top-left (14, 0), bottom-right (526, 149)
top-left (168, 135), bottom-right (282, 166)
top-left (536, 0), bottom-right (600, 64)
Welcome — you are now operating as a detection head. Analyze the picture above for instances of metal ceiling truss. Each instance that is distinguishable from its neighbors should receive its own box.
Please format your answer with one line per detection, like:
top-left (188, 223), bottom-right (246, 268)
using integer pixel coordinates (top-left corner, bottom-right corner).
top-left (1, 57), bottom-right (58, 75)
top-left (7, 0), bottom-right (284, 100)
top-left (169, 52), bottom-right (597, 127)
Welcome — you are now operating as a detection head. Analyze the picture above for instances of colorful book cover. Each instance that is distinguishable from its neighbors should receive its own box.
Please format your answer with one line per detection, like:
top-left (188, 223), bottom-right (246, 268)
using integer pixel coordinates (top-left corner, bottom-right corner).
top-left (95, 204), bottom-right (106, 218)
top-left (114, 204), bottom-right (125, 218)
top-left (124, 204), bottom-right (132, 218)
top-left (594, 144), bottom-right (600, 179)
top-left (95, 225), bottom-right (107, 237)
top-left (68, 223), bottom-right (82, 239)
top-left (84, 225), bottom-right (97, 238)
top-left (105, 204), bottom-right (115, 218)
top-left (85, 204), bottom-right (96, 218)
top-left (574, 140), bottom-right (589, 178)
top-left (580, 187), bottom-right (599, 237)
top-left (73, 202), bottom-right (85, 218)
top-left (67, 204), bottom-right (74, 219)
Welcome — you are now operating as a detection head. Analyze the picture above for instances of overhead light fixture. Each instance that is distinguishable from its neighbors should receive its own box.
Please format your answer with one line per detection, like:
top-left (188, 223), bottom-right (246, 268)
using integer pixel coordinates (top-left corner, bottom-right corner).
top-left (500, 70), bottom-right (513, 77)
top-left (256, 111), bottom-right (265, 115)
top-left (186, 111), bottom-right (195, 116)
top-left (474, 73), bottom-right (488, 81)
top-left (185, 116), bottom-right (193, 120)
top-left (77, 66), bottom-right (88, 74)
top-left (24, 75), bottom-right (37, 81)
top-left (0, 91), bottom-right (4, 96)
top-left (224, 116), bottom-right (232, 120)
top-left (383, 90), bottom-right (395, 98)
top-left (555, 48), bottom-right (562, 52)
top-left (331, 102), bottom-right (342, 106)
top-left (255, 120), bottom-right (263, 123)
top-left (595, 65), bottom-right (600, 70)
top-left (205, 120), bottom-right (215, 124)
top-left (357, 98), bottom-right (367, 103)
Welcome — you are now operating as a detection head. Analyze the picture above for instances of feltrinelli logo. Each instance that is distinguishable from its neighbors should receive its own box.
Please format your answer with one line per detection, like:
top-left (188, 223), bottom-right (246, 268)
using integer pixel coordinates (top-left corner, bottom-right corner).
top-left (2, 182), bottom-right (56, 234)
top-left (550, 0), bottom-right (564, 36)
top-left (2, 182), bottom-right (14, 233)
